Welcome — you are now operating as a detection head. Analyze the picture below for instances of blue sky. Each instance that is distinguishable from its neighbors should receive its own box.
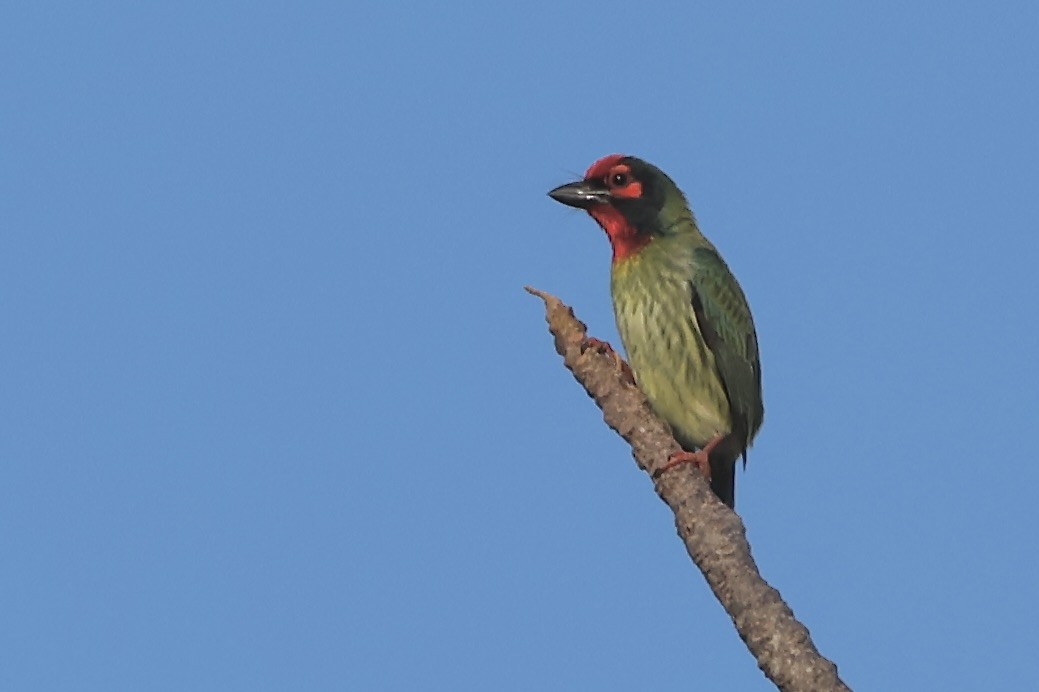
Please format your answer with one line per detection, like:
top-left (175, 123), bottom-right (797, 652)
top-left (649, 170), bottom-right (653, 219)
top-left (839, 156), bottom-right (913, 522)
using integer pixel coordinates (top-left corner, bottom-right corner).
top-left (3, 3), bottom-right (1038, 690)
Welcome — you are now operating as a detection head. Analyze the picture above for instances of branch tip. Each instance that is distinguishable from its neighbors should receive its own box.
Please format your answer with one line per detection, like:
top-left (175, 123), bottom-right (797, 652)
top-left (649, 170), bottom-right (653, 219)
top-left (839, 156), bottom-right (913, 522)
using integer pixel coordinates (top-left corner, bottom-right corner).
top-left (528, 287), bottom-right (849, 691)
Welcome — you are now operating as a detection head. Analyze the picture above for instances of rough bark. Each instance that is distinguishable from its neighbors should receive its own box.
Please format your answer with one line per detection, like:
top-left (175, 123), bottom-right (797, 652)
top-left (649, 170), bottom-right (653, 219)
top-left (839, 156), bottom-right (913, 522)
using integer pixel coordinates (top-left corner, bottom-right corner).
top-left (526, 286), bottom-right (850, 692)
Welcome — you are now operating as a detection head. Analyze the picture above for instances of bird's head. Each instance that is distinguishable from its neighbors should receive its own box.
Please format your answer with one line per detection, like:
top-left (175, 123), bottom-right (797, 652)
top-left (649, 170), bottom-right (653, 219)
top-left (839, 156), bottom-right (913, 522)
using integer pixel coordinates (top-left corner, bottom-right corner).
top-left (548, 154), bottom-right (696, 261)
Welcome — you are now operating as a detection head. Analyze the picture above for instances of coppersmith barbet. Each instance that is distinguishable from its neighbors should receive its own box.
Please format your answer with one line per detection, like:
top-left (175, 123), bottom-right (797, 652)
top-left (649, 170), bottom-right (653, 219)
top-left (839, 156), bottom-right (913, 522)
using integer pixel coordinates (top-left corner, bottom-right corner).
top-left (548, 155), bottom-right (763, 508)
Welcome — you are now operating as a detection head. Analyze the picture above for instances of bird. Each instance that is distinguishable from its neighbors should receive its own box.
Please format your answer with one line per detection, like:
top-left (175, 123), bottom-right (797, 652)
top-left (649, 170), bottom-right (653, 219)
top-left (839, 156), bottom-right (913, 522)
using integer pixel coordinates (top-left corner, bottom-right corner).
top-left (548, 154), bottom-right (763, 508)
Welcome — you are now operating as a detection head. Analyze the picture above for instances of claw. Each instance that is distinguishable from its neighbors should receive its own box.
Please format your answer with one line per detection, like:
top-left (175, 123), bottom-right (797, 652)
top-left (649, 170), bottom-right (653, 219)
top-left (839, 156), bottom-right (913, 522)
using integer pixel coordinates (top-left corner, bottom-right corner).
top-left (655, 433), bottom-right (727, 479)
top-left (580, 336), bottom-right (615, 356)
top-left (580, 337), bottom-right (636, 386)
top-left (659, 449), bottom-right (712, 480)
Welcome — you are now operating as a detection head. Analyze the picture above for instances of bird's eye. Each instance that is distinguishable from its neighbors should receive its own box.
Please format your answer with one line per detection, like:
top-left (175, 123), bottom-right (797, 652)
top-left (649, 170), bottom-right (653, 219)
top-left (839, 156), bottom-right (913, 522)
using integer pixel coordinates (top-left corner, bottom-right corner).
top-left (609, 172), bottom-right (629, 187)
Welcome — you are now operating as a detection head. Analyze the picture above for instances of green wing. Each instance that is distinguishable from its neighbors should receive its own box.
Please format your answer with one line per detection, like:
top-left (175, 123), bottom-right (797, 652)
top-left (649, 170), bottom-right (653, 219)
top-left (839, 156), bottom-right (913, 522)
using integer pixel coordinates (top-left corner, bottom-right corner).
top-left (689, 246), bottom-right (764, 456)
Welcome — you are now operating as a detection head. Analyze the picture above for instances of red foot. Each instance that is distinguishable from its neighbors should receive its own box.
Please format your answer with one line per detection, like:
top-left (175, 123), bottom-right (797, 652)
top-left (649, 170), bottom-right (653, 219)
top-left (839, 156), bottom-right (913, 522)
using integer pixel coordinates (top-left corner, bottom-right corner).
top-left (656, 433), bottom-right (726, 479)
top-left (659, 449), bottom-right (712, 480)
top-left (580, 337), bottom-right (636, 386)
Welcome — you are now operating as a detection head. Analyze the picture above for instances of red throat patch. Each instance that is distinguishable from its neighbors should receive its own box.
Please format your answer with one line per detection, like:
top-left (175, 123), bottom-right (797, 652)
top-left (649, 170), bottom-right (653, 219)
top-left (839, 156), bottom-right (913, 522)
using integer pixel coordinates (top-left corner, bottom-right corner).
top-left (589, 205), bottom-right (651, 262)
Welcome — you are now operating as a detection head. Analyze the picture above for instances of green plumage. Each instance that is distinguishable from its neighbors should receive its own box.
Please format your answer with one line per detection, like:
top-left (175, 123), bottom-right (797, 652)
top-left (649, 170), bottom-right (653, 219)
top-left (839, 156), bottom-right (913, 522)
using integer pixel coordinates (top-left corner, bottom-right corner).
top-left (612, 235), bottom-right (762, 505)
top-left (549, 156), bottom-right (763, 507)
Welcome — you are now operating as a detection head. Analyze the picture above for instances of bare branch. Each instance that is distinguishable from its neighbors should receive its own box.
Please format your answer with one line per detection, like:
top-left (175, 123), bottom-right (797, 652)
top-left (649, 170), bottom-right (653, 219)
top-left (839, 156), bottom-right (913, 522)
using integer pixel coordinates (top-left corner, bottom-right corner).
top-left (526, 286), bottom-right (850, 692)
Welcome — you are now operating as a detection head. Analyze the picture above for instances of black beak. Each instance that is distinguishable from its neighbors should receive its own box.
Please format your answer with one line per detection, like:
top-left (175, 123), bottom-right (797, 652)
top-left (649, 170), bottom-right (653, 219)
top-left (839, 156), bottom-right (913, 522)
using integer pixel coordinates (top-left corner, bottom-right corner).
top-left (547, 180), bottom-right (609, 210)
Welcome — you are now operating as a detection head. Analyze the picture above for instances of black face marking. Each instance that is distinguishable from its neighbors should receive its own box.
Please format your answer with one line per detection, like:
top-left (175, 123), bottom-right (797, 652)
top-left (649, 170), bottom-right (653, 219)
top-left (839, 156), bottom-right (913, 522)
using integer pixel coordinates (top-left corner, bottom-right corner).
top-left (609, 158), bottom-right (667, 235)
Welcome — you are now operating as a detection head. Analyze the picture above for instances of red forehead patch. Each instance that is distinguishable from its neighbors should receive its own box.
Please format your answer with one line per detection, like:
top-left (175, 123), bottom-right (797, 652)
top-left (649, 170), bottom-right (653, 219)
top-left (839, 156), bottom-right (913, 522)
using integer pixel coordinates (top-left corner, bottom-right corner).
top-left (585, 154), bottom-right (628, 179)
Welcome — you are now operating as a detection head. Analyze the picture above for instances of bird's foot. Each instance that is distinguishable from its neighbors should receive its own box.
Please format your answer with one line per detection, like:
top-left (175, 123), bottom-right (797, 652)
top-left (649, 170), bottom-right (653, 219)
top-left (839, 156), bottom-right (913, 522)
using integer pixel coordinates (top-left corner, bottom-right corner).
top-left (580, 336), bottom-right (617, 359)
top-left (580, 337), bottom-right (636, 386)
top-left (658, 450), bottom-right (712, 481)
top-left (655, 434), bottom-right (727, 480)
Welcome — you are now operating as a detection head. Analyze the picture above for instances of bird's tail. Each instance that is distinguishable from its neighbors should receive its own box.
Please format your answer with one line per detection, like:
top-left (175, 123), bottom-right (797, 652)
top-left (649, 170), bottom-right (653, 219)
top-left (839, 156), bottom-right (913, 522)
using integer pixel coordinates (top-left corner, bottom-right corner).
top-left (709, 456), bottom-right (736, 509)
